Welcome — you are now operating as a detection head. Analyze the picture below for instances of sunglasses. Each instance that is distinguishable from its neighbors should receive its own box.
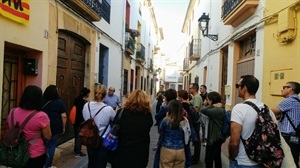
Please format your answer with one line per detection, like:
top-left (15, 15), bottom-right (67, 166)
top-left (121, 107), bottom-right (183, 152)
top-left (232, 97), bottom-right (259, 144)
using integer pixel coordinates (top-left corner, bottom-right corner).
top-left (282, 86), bottom-right (291, 89)
top-left (235, 84), bottom-right (243, 89)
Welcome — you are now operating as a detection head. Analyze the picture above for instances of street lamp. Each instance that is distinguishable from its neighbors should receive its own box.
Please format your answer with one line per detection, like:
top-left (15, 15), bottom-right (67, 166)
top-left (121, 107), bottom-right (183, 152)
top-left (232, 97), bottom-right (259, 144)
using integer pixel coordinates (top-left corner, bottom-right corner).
top-left (198, 13), bottom-right (218, 41)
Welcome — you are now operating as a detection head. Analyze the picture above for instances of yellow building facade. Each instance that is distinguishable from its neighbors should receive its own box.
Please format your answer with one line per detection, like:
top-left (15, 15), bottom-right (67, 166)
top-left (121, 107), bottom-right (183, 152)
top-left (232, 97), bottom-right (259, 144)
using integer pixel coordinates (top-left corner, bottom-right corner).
top-left (263, 0), bottom-right (300, 107)
top-left (0, 0), bottom-right (98, 142)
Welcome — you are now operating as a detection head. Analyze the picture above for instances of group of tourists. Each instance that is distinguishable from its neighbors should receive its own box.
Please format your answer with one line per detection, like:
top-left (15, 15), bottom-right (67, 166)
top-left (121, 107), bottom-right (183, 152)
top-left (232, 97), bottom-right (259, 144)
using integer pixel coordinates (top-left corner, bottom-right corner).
top-left (5, 85), bottom-right (66, 168)
top-left (4, 74), bottom-right (300, 168)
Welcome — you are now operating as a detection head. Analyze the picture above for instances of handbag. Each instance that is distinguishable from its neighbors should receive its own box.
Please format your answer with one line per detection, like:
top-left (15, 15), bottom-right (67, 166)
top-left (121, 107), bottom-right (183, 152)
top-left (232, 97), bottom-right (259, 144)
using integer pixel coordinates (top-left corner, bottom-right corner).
top-left (69, 105), bottom-right (76, 125)
top-left (102, 108), bottom-right (124, 151)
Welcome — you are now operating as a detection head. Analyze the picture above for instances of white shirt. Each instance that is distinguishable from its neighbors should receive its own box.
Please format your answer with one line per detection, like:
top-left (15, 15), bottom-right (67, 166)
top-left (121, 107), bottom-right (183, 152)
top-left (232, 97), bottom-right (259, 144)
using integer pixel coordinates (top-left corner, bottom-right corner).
top-left (82, 101), bottom-right (116, 138)
top-left (231, 98), bottom-right (264, 166)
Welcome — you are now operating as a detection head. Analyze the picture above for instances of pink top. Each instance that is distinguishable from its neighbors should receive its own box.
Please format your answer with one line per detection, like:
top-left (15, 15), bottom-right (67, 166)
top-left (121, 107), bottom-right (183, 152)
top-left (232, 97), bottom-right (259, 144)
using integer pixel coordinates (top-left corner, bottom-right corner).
top-left (6, 107), bottom-right (50, 158)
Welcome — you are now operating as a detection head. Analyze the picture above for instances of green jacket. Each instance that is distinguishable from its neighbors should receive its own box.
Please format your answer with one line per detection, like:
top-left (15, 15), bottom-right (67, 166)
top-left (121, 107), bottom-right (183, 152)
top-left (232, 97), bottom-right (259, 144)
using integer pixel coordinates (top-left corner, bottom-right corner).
top-left (201, 105), bottom-right (225, 145)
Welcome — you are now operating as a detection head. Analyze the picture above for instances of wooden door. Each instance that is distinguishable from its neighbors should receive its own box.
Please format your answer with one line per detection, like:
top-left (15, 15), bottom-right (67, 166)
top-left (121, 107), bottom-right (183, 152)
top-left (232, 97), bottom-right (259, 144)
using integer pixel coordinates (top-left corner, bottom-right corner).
top-left (57, 31), bottom-right (85, 143)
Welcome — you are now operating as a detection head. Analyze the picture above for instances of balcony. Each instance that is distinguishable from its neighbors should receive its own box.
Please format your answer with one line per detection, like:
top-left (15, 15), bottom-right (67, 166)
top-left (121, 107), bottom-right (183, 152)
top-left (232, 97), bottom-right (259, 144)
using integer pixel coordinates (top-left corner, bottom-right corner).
top-left (148, 58), bottom-right (153, 72)
top-left (222, 0), bottom-right (259, 27)
top-left (62, 0), bottom-right (101, 21)
top-left (136, 43), bottom-right (145, 63)
top-left (189, 39), bottom-right (200, 61)
top-left (183, 58), bottom-right (189, 71)
top-left (125, 32), bottom-right (135, 55)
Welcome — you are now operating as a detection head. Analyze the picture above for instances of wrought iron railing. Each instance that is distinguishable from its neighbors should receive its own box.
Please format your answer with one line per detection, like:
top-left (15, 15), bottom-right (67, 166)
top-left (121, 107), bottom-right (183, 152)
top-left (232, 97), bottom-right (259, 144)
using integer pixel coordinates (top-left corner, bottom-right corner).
top-left (82, 0), bottom-right (101, 17)
top-left (125, 32), bottom-right (135, 52)
top-left (183, 58), bottom-right (189, 71)
top-left (189, 39), bottom-right (200, 57)
top-left (221, 0), bottom-right (243, 19)
top-left (148, 58), bottom-right (153, 71)
top-left (136, 43), bottom-right (145, 61)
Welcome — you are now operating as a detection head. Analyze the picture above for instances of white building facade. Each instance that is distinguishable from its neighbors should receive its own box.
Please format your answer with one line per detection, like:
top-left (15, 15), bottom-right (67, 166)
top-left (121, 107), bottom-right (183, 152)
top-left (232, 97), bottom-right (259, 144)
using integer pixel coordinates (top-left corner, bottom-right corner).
top-left (182, 0), bottom-right (264, 110)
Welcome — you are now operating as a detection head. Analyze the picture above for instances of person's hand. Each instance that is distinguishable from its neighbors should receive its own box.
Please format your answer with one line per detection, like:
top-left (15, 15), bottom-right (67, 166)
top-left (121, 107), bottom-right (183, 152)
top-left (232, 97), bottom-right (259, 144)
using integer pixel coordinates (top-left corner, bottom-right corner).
top-left (62, 128), bottom-right (65, 134)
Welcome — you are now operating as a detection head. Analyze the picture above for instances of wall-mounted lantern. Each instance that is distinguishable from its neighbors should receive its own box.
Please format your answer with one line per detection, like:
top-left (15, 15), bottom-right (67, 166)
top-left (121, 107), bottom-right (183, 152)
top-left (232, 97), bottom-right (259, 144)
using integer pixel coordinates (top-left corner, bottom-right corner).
top-left (198, 13), bottom-right (218, 41)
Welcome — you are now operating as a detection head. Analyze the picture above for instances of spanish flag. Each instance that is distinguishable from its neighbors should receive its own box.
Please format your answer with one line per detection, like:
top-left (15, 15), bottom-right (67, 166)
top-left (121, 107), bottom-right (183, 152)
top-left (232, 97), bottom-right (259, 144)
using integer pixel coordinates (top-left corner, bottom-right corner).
top-left (0, 0), bottom-right (30, 25)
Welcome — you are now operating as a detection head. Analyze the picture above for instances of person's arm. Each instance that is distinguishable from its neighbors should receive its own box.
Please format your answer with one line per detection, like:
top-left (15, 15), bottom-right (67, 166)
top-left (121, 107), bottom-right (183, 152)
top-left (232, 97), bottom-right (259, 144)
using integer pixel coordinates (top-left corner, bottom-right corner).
top-left (193, 97), bottom-right (202, 112)
top-left (61, 112), bottom-right (67, 134)
top-left (200, 105), bottom-right (213, 116)
top-left (42, 123), bottom-right (52, 140)
top-left (155, 107), bottom-right (167, 122)
top-left (117, 96), bottom-right (122, 108)
top-left (156, 92), bottom-right (162, 100)
top-left (228, 121), bottom-right (242, 160)
top-left (271, 106), bottom-right (283, 120)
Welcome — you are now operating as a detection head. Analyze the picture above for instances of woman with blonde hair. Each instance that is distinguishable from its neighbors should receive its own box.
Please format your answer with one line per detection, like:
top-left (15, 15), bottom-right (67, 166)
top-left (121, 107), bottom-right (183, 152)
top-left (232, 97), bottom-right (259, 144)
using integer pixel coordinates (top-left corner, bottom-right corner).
top-left (82, 84), bottom-right (115, 168)
top-left (111, 90), bottom-right (153, 168)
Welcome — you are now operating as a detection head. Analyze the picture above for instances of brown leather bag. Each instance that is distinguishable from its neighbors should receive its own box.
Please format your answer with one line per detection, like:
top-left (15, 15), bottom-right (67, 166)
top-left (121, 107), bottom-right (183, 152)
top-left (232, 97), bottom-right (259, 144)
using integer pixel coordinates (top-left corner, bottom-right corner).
top-left (79, 104), bottom-right (108, 148)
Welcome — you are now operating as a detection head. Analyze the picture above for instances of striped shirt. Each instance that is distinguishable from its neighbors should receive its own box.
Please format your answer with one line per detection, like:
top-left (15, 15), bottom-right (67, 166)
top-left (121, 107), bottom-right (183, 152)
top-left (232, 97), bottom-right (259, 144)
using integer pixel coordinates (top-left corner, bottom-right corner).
top-left (278, 94), bottom-right (300, 134)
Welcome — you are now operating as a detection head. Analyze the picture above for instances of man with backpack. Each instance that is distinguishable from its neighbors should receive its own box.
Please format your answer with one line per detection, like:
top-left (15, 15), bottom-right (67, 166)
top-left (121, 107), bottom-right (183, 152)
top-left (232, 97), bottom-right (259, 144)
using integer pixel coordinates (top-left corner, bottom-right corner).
top-left (272, 81), bottom-right (300, 168)
top-left (229, 75), bottom-right (284, 167)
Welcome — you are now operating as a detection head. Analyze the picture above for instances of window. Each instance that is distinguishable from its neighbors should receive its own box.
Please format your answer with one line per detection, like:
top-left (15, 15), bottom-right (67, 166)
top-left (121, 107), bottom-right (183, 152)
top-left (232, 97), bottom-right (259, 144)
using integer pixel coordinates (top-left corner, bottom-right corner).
top-left (100, 0), bottom-right (111, 23)
top-left (240, 34), bottom-right (256, 59)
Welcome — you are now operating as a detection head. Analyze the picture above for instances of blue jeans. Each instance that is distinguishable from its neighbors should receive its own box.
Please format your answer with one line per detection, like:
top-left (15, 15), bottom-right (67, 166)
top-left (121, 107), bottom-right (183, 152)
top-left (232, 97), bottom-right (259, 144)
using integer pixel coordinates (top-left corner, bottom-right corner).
top-left (87, 145), bottom-right (109, 168)
top-left (229, 160), bottom-right (260, 168)
top-left (185, 142), bottom-right (192, 167)
top-left (282, 134), bottom-right (300, 168)
top-left (45, 134), bottom-right (61, 168)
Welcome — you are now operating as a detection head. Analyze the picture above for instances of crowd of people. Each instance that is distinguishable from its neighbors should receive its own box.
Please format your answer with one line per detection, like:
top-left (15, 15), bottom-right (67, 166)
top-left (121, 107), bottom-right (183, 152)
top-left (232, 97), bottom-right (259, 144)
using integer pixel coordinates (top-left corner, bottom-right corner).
top-left (4, 74), bottom-right (300, 168)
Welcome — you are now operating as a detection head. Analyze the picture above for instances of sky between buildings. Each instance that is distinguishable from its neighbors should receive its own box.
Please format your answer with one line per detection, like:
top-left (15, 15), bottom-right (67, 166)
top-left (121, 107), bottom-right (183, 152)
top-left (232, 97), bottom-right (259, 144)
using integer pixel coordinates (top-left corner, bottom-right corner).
top-left (151, 0), bottom-right (189, 64)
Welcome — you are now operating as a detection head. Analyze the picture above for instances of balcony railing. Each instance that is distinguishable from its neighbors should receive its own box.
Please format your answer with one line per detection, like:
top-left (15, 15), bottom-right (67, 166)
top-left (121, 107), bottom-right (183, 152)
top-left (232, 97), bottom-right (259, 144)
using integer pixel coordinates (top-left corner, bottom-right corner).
top-left (125, 32), bottom-right (135, 55)
top-left (183, 58), bottom-right (189, 71)
top-left (222, 0), bottom-right (243, 19)
top-left (99, 0), bottom-right (110, 23)
top-left (136, 43), bottom-right (145, 63)
top-left (221, 0), bottom-right (259, 27)
top-left (63, 0), bottom-right (101, 21)
top-left (189, 39), bottom-right (200, 61)
top-left (148, 58), bottom-right (153, 72)
top-left (178, 76), bottom-right (183, 83)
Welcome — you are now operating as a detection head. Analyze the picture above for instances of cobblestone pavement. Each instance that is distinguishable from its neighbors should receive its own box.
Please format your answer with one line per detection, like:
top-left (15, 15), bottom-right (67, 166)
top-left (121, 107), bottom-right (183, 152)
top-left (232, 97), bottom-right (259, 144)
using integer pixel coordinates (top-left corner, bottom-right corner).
top-left (53, 101), bottom-right (230, 168)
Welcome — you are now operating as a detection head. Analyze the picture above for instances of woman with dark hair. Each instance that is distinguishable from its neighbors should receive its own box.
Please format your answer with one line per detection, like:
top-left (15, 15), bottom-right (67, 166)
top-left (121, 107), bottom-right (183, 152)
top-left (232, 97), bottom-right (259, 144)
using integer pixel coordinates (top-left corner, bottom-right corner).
top-left (111, 89), bottom-right (153, 168)
top-left (200, 91), bottom-right (225, 168)
top-left (82, 84), bottom-right (115, 168)
top-left (6, 85), bottom-right (51, 168)
top-left (42, 85), bottom-right (67, 168)
top-left (73, 87), bottom-right (90, 157)
top-left (159, 100), bottom-right (190, 167)
top-left (154, 88), bottom-right (178, 168)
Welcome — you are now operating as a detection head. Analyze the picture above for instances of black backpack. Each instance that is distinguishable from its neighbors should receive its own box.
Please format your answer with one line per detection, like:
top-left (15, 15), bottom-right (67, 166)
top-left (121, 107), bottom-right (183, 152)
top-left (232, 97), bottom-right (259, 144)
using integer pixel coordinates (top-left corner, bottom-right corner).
top-left (242, 101), bottom-right (284, 167)
top-left (0, 109), bottom-right (40, 168)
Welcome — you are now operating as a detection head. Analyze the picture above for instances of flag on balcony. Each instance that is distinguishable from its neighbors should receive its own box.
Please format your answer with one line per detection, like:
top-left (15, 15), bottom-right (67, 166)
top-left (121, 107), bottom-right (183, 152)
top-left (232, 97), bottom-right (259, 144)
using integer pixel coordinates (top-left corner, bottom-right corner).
top-left (0, 0), bottom-right (30, 25)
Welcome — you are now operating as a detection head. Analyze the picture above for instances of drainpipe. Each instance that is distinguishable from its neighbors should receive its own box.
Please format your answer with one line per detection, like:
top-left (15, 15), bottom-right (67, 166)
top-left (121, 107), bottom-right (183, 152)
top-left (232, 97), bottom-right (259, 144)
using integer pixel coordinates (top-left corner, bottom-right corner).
top-left (120, 0), bottom-right (126, 105)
